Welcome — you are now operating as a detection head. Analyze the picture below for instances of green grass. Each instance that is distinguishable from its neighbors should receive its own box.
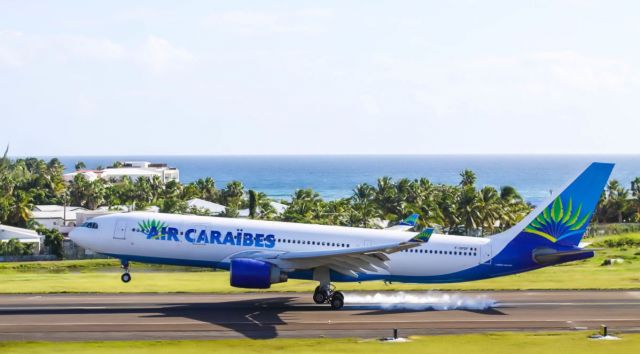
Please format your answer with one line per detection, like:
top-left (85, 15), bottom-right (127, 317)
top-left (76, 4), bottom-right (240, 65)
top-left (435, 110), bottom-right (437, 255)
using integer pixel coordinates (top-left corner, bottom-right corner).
top-left (0, 233), bottom-right (638, 294)
top-left (0, 332), bottom-right (638, 354)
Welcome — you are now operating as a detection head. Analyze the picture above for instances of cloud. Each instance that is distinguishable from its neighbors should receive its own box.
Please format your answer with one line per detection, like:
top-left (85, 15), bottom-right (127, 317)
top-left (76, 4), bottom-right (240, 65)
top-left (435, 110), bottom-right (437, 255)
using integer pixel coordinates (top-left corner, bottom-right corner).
top-left (137, 35), bottom-right (194, 75)
top-left (529, 51), bottom-right (630, 92)
top-left (0, 30), bottom-right (25, 67)
top-left (0, 30), bottom-right (125, 67)
top-left (205, 8), bottom-right (333, 35)
top-left (0, 31), bottom-right (194, 75)
top-left (360, 94), bottom-right (381, 115)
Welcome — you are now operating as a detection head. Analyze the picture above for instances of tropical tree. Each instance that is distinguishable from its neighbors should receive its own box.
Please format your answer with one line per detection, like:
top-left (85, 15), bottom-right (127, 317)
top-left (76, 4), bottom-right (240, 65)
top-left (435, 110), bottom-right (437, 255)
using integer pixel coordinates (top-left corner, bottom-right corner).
top-left (84, 179), bottom-right (106, 210)
top-left (457, 186), bottom-right (481, 235)
top-left (195, 177), bottom-right (218, 202)
top-left (0, 238), bottom-right (34, 256)
top-left (374, 176), bottom-right (398, 219)
top-left (74, 161), bottom-right (86, 171)
top-left (477, 186), bottom-right (501, 235)
top-left (220, 181), bottom-right (244, 214)
top-left (350, 183), bottom-right (379, 228)
top-left (459, 169), bottom-right (477, 188)
top-left (248, 190), bottom-right (258, 218)
top-left (282, 189), bottom-right (323, 223)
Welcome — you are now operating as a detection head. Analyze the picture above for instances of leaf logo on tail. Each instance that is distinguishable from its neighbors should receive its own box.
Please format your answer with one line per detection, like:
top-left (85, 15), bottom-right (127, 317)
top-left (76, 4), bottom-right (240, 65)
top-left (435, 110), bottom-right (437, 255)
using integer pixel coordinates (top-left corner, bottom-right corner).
top-left (523, 197), bottom-right (590, 243)
top-left (410, 227), bottom-right (434, 243)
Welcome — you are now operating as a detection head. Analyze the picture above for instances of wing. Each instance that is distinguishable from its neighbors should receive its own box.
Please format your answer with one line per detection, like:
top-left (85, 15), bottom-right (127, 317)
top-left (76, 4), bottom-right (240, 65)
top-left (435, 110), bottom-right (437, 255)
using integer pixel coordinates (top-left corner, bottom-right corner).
top-left (229, 238), bottom-right (425, 278)
top-left (385, 213), bottom-right (419, 231)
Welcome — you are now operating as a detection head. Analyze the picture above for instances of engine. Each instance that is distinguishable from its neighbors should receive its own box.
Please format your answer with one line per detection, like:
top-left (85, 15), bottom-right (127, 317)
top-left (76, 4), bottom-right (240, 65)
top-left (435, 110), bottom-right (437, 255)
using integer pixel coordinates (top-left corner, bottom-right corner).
top-left (229, 258), bottom-right (288, 289)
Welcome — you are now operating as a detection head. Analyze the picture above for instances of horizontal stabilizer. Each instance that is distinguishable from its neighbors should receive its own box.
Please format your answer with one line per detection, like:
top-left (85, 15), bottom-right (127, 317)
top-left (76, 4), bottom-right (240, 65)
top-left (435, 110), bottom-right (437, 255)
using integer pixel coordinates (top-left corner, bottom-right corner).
top-left (533, 247), bottom-right (596, 265)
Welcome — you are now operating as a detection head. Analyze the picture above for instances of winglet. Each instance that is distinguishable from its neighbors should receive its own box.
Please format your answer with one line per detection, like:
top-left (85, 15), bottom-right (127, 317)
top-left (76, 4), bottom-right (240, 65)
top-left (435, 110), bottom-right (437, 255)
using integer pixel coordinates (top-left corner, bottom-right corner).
top-left (398, 213), bottom-right (419, 226)
top-left (410, 227), bottom-right (434, 243)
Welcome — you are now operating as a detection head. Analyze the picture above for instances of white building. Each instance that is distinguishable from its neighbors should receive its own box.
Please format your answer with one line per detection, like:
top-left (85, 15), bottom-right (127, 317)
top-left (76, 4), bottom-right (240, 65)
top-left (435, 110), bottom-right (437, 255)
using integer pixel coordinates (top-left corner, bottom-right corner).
top-left (63, 161), bottom-right (179, 183)
top-left (0, 224), bottom-right (43, 254)
top-left (187, 198), bottom-right (226, 215)
top-left (31, 205), bottom-right (88, 233)
top-left (238, 201), bottom-right (288, 218)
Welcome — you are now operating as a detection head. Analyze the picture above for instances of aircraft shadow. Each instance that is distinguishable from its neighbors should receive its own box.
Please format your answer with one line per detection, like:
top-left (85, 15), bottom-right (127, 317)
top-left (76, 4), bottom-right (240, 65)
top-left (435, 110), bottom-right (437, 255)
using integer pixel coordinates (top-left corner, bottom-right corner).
top-left (3, 297), bottom-right (310, 339)
top-left (4, 296), bottom-right (506, 338)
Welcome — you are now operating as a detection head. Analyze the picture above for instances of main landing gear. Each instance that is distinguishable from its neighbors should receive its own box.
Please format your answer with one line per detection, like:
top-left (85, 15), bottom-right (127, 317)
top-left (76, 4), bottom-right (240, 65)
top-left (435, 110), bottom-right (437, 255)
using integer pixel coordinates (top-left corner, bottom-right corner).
top-left (120, 260), bottom-right (131, 283)
top-left (313, 285), bottom-right (344, 310)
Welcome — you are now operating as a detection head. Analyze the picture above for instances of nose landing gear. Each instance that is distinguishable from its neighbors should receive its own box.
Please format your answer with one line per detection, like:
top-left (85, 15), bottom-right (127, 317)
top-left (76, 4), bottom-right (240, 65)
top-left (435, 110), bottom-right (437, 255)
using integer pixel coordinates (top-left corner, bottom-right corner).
top-left (120, 260), bottom-right (131, 283)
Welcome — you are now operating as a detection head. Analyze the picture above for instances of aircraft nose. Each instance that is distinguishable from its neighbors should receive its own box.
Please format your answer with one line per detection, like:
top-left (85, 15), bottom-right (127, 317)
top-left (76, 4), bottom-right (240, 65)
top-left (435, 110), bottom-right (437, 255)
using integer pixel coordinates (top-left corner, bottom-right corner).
top-left (69, 227), bottom-right (83, 244)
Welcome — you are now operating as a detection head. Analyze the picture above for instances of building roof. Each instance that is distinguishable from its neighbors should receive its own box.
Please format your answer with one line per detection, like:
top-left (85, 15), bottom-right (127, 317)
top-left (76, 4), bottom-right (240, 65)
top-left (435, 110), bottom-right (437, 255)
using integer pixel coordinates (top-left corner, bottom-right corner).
top-left (0, 224), bottom-right (41, 242)
top-left (31, 206), bottom-right (87, 220)
top-left (100, 168), bottom-right (162, 178)
top-left (270, 201), bottom-right (288, 215)
top-left (33, 205), bottom-right (85, 212)
top-left (62, 171), bottom-right (99, 182)
top-left (187, 198), bottom-right (226, 214)
top-left (97, 205), bottom-right (130, 212)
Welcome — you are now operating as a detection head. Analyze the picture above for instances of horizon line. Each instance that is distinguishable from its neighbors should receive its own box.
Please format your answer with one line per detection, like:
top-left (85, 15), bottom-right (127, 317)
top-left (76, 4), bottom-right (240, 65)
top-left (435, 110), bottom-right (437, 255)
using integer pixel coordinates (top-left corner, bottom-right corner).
top-left (17, 152), bottom-right (640, 158)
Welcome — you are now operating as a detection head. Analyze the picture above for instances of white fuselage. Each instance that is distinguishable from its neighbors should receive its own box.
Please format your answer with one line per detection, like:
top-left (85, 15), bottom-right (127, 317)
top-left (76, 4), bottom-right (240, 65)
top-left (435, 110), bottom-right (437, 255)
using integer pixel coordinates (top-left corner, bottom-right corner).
top-left (71, 212), bottom-right (493, 281)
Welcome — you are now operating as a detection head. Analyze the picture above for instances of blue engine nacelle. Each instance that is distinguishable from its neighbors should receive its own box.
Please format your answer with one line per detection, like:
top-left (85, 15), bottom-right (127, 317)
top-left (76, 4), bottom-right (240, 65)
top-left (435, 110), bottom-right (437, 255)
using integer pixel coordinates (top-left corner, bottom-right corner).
top-left (230, 258), bottom-right (288, 289)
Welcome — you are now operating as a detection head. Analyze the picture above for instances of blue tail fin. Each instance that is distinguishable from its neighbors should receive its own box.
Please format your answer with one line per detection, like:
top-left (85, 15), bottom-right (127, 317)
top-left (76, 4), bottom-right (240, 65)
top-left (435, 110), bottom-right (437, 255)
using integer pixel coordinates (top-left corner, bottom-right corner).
top-left (495, 162), bottom-right (614, 250)
top-left (399, 213), bottom-right (419, 226)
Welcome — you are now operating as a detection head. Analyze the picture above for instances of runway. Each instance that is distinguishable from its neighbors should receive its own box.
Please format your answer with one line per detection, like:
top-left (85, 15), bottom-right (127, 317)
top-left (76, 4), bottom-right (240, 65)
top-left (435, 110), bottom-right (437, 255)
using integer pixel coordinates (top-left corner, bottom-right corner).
top-left (1, 291), bottom-right (639, 341)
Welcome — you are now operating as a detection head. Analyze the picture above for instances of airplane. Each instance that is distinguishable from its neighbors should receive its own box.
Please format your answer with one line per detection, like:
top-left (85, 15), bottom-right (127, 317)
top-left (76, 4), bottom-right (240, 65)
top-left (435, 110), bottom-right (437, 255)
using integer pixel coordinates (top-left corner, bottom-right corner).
top-left (70, 162), bottom-right (613, 310)
top-left (385, 213), bottom-right (419, 231)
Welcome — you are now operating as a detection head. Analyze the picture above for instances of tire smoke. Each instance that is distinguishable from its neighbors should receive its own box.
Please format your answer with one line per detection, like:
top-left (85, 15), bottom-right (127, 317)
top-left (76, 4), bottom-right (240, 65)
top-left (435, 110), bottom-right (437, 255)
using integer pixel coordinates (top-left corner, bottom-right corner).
top-left (343, 291), bottom-right (496, 311)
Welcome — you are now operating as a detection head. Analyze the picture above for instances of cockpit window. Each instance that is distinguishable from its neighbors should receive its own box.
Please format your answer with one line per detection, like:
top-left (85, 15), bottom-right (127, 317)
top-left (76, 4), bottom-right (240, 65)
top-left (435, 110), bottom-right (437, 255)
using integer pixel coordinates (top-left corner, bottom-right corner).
top-left (80, 222), bottom-right (99, 229)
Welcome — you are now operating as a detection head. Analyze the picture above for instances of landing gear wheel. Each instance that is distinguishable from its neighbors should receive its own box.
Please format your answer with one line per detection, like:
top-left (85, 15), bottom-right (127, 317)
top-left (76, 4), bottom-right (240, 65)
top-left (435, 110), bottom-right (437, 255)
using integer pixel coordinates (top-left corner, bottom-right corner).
top-left (330, 292), bottom-right (344, 310)
top-left (121, 272), bottom-right (131, 283)
top-left (313, 286), bottom-right (327, 304)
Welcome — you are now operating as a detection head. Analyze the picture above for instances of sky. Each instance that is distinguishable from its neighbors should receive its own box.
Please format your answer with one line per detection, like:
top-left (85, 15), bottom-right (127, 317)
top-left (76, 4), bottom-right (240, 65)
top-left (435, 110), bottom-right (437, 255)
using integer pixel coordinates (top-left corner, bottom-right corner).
top-left (1, 1), bottom-right (639, 156)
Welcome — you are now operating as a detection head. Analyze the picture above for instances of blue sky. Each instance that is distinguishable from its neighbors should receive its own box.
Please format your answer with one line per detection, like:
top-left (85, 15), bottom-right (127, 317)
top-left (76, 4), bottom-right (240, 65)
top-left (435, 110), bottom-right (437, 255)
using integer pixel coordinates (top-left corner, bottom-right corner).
top-left (1, 1), bottom-right (638, 155)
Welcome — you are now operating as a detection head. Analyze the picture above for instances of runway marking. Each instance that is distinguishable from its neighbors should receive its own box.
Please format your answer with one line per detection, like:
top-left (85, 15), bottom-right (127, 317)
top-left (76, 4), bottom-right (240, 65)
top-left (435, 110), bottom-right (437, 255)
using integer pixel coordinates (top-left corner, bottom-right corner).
top-left (245, 311), bottom-right (262, 326)
top-left (1, 319), bottom-right (638, 326)
top-left (0, 306), bottom-right (108, 310)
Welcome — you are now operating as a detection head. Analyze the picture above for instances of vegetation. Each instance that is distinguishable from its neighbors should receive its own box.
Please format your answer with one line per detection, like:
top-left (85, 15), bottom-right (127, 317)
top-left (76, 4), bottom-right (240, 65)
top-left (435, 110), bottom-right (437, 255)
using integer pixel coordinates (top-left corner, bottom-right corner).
top-left (1, 332), bottom-right (639, 354)
top-left (2, 147), bottom-right (640, 246)
top-left (38, 227), bottom-right (64, 259)
top-left (0, 239), bottom-right (34, 256)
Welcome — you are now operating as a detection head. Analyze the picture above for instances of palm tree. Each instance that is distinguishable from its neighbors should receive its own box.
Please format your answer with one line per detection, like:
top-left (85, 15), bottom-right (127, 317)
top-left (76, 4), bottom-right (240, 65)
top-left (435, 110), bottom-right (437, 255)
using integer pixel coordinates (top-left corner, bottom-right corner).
top-left (459, 169), bottom-right (477, 188)
top-left (221, 181), bottom-right (244, 212)
top-left (248, 190), bottom-right (258, 218)
top-left (477, 186), bottom-right (501, 235)
top-left (195, 177), bottom-right (217, 202)
top-left (351, 183), bottom-right (378, 227)
top-left (68, 173), bottom-right (89, 207)
top-left (283, 189), bottom-right (323, 223)
top-left (457, 186), bottom-right (481, 235)
top-left (9, 190), bottom-right (32, 227)
top-left (74, 161), bottom-right (86, 171)
top-left (630, 177), bottom-right (640, 221)
top-left (375, 176), bottom-right (398, 219)
top-left (435, 185), bottom-right (460, 233)
top-left (605, 179), bottom-right (629, 222)
top-left (85, 179), bottom-right (106, 210)
top-left (148, 175), bottom-right (164, 202)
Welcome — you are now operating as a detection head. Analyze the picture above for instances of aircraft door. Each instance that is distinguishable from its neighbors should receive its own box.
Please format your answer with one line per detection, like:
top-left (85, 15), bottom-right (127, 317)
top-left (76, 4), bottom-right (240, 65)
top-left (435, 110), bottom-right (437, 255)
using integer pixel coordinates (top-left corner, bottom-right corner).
top-left (114, 220), bottom-right (127, 240)
top-left (480, 243), bottom-right (492, 265)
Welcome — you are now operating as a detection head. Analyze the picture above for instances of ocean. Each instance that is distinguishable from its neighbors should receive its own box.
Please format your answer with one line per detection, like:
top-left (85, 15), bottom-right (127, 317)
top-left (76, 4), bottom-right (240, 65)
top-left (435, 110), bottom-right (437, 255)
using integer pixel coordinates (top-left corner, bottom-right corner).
top-left (48, 155), bottom-right (640, 205)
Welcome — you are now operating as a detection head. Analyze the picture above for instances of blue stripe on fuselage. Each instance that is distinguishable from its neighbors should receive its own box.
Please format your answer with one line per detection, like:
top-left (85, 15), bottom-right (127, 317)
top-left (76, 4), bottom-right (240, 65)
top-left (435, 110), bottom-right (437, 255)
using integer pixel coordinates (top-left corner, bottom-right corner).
top-left (100, 247), bottom-right (591, 284)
